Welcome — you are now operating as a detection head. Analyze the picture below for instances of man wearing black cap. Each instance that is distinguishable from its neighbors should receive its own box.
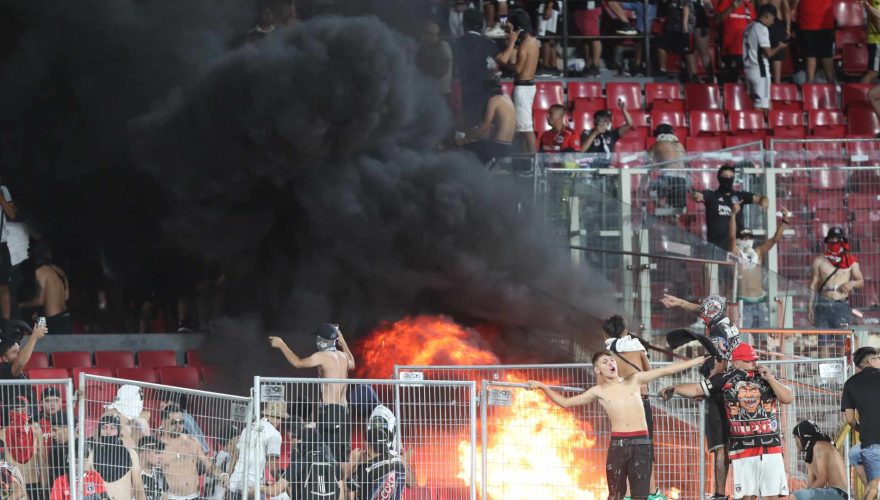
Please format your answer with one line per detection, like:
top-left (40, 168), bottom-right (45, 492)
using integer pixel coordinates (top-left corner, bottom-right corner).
top-left (842, 347), bottom-right (880, 500)
top-left (0, 320), bottom-right (47, 380)
top-left (791, 420), bottom-right (847, 500)
top-left (269, 323), bottom-right (355, 463)
top-left (808, 227), bottom-right (864, 357)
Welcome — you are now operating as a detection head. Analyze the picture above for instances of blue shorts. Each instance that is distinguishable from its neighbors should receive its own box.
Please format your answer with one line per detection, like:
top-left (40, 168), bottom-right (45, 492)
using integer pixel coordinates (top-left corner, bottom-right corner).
top-left (850, 443), bottom-right (863, 465)
top-left (861, 443), bottom-right (880, 481)
top-left (814, 296), bottom-right (851, 345)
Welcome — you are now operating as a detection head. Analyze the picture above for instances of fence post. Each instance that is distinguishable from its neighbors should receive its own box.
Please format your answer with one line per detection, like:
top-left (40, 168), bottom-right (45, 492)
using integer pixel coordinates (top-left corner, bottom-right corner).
top-left (699, 399), bottom-right (706, 497)
top-left (77, 372), bottom-right (86, 500)
top-left (66, 379), bottom-right (77, 500)
top-left (480, 381), bottom-right (489, 500)
top-left (470, 382), bottom-right (478, 500)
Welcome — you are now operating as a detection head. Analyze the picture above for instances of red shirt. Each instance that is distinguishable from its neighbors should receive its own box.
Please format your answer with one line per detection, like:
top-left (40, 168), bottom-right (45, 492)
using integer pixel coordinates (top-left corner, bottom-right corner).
top-left (798, 0), bottom-right (833, 30)
top-left (539, 127), bottom-right (580, 152)
top-left (716, 0), bottom-right (755, 56)
top-left (51, 471), bottom-right (107, 500)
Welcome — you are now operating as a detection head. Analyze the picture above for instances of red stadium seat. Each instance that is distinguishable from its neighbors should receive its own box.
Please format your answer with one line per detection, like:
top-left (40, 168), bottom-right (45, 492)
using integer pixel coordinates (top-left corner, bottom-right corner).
top-left (691, 170), bottom-right (719, 191)
top-left (614, 136), bottom-right (648, 168)
top-left (808, 110), bottom-right (846, 137)
top-left (723, 84), bottom-right (755, 111)
top-left (837, 27), bottom-right (867, 49)
top-left (848, 140), bottom-right (880, 164)
top-left (137, 350), bottom-right (178, 368)
top-left (534, 81), bottom-right (565, 110)
top-left (612, 110), bottom-right (650, 140)
top-left (770, 84), bottom-right (802, 111)
top-left (842, 83), bottom-right (873, 110)
top-left (725, 135), bottom-right (765, 149)
top-left (806, 140), bottom-right (845, 160)
top-left (200, 367), bottom-right (220, 387)
top-left (687, 136), bottom-right (724, 152)
top-left (689, 110), bottom-right (725, 136)
top-left (51, 351), bottom-right (92, 370)
top-left (572, 98), bottom-right (606, 117)
top-left (185, 350), bottom-right (204, 367)
top-left (532, 108), bottom-right (552, 135)
top-left (848, 192), bottom-right (880, 210)
top-left (834, 0), bottom-right (866, 28)
top-left (24, 352), bottom-right (49, 370)
top-left (567, 82), bottom-right (603, 103)
top-left (729, 110), bottom-right (766, 136)
top-left (849, 106), bottom-right (880, 136)
top-left (606, 82), bottom-right (643, 110)
top-left (94, 351), bottom-right (135, 369)
top-left (573, 108), bottom-right (594, 134)
top-left (72, 367), bottom-right (114, 389)
top-left (115, 367), bottom-right (159, 383)
top-left (685, 83), bottom-right (722, 111)
top-left (803, 83), bottom-right (839, 110)
top-left (811, 166), bottom-right (848, 190)
top-left (769, 110), bottom-right (806, 138)
top-left (645, 83), bottom-right (684, 111)
top-left (158, 367), bottom-right (201, 389)
top-left (26, 368), bottom-right (69, 380)
top-left (650, 109), bottom-right (687, 128)
top-left (842, 43), bottom-right (869, 77)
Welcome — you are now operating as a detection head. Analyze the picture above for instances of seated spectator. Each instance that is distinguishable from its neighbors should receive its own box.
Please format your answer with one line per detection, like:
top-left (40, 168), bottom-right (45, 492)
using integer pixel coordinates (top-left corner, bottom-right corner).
top-left (743, 5), bottom-right (789, 116)
top-left (51, 445), bottom-right (109, 500)
top-left (455, 79), bottom-right (516, 164)
top-left (572, 1), bottom-right (603, 76)
top-left (579, 99), bottom-right (634, 161)
top-left (792, 0), bottom-right (834, 82)
top-left (656, 0), bottom-right (697, 81)
top-left (539, 105), bottom-right (579, 152)
top-left (716, 0), bottom-right (755, 83)
top-left (791, 420), bottom-right (847, 499)
top-left (19, 243), bottom-right (71, 335)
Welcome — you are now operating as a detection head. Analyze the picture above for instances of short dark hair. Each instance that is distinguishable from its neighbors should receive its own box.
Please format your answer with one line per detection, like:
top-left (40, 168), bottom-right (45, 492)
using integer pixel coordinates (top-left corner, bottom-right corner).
top-left (591, 350), bottom-right (613, 365)
top-left (509, 9), bottom-right (534, 34)
top-left (161, 393), bottom-right (188, 411)
top-left (653, 123), bottom-right (675, 137)
top-left (462, 9), bottom-right (483, 32)
top-left (717, 164), bottom-right (736, 177)
top-left (594, 110), bottom-right (612, 122)
top-left (602, 315), bottom-right (628, 339)
top-left (854, 347), bottom-right (879, 368)
top-left (160, 404), bottom-right (181, 422)
top-left (758, 4), bottom-right (778, 18)
top-left (548, 104), bottom-right (566, 118)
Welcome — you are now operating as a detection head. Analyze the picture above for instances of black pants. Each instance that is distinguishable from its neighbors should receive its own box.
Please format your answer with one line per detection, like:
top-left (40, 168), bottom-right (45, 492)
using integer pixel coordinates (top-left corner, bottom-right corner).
top-left (46, 312), bottom-right (73, 335)
top-left (607, 436), bottom-right (653, 500)
top-left (317, 404), bottom-right (351, 463)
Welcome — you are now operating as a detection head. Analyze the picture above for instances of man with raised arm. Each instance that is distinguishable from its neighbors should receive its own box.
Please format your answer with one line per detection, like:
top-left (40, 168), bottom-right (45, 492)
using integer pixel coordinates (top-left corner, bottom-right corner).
top-left (528, 350), bottom-right (708, 500)
top-left (269, 323), bottom-right (355, 463)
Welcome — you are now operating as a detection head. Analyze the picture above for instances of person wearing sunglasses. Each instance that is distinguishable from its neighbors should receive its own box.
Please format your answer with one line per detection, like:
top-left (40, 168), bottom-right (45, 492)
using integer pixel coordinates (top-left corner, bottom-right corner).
top-left (158, 405), bottom-right (219, 500)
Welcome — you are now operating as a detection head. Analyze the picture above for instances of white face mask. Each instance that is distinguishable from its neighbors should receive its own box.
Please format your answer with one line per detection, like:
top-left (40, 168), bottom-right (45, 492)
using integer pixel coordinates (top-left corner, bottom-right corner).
top-left (736, 239), bottom-right (754, 251)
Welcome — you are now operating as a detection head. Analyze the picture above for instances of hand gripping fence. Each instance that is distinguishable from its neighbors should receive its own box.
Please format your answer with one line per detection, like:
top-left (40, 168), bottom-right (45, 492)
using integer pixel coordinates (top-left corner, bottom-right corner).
top-left (252, 376), bottom-right (478, 500)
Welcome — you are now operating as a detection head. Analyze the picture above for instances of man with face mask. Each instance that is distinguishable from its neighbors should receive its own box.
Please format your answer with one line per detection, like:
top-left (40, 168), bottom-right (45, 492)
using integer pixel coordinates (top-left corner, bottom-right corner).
top-left (90, 414), bottom-right (144, 500)
top-left (808, 227), bottom-right (864, 358)
top-left (269, 323), bottom-right (355, 462)
top-left (791, 420), bottom-right (847, 500)
top-left (728, 202), bottom-right (790, 328)
top-left (692, 164), bottom-right (769, 252)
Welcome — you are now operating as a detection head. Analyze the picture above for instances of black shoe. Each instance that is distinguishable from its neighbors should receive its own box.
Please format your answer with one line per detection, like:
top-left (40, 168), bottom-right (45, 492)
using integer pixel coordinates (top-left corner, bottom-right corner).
top-left (616, 23), bottom-right (639, 35)
top-left (586, 65), bottom-right (601, 77)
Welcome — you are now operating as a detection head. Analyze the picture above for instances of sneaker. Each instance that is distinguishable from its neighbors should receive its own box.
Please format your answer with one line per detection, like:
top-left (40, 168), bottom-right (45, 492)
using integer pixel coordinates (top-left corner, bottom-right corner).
top-left (616, 23), bottom-right (639, 35)
top-left (485, 24), bottom-right (505, 37)
top-left (648, 489), bottom-right (667, 500)
top-left (586, 65), bottom-right (601, 77)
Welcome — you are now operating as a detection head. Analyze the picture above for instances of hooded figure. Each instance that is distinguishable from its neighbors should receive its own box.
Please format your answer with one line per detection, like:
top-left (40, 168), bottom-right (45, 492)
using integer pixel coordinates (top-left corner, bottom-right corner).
top-left (792, 420), bottom-right (831, 464)
top-left (92, 414), bottom-right (132, 483)
top-left (313, 323), bottom-right (339, 352)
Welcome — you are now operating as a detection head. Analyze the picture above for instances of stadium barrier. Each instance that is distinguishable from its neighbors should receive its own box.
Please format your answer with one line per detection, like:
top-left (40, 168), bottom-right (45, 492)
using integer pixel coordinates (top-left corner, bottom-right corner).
top-left (252, 376), bottom-right (478, 500)
top-left (78, 374), bottom-right (252, 500)
top-left (0, 378), bottom-right (77, 500)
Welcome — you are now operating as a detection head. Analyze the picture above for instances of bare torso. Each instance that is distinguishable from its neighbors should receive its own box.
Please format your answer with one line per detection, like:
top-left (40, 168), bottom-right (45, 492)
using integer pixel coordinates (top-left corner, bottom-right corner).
top-left (808, 441), bottom-right (847, 489)
top-left (515, 36), bottom-right (540, 82)
top-left (316, 350), bottom-right (350, 404)
top-left (489, 95), bottom-right (516, 143)
top-left (104, 469), bottom-right (134, 500)
top-left (591, 378), bottom-right (648, 433)
top-left (610, 350), bottom-right (649, 397)
top-left (813, 257), bottom-right (855, 301)
top-left (2, 426), bottom-right (42, 485)
top-left (651, 142), bottom-right (685, 167)
top-left (736, 250), bottom-right (766, 298)
top-left (161, 435), bottom-right (201, 495)
top-left (37, 265), bottom-right (69, 316)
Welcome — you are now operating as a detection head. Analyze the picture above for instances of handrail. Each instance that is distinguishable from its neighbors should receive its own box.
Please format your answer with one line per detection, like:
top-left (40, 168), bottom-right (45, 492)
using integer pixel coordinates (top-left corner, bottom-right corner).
top-left (570, 244), bottom-right (736, 266)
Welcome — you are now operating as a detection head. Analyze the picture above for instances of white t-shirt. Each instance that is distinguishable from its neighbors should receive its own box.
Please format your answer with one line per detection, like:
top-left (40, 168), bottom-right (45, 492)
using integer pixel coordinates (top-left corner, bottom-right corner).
top-left (0, 186), bottom-right (12, 244)
top-left (742, 22), bottom-right (770, 71)
top-left (5, 222), bottom-right (28, 266)
top-left (604, 335), bottom-right (646, 353)
top-left (229, 418), bottom-right (282, 492)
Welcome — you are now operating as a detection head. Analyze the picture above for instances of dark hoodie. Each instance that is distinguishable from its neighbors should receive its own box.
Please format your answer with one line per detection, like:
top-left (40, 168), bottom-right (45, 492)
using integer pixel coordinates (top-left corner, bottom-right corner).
top-left (91, 415), bottom-right (132, 483)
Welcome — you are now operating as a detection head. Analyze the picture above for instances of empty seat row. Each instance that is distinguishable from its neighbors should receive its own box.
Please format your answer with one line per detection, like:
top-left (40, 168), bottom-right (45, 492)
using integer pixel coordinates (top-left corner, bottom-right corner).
top-left (24, 349), bottom-right (204, 370)
top-left (26, 365), bottom-right (212, 390)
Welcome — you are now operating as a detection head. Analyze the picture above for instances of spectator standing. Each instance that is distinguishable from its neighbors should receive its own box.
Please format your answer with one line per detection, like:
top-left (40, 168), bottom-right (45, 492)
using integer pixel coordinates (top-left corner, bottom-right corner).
top-left (157, 405), bottom-right (218, 500)
top-left (227, 402), bottom-right (285, 499)
top-left (864, 0), bottom-right (880, 83)
top-left (452, 9), bottom-right (499, 129)
top-left (572, 0), bottom-right (604, 76)
top-left (656, 0), bottom-right (698, 81)
top-left (158, 394), bottom-right (209, 454)
top-left (495, 9), bottom-right (540, 153)
top-left (792, 0), bottom-right (835, 81)
top-left (756, 0), bottom-right (792, 82)
top-left (716, 0), bottom-right (756, 83)
top-left (538, 105), bottom-right (580, 152)
top-left (743, 5), bottom-right (790, 117)
top-left (0, 320), bottom-right (46, 380)
top-left (137, 437), bottom-right (167, 500)
top-left (691, 164), bottom-right (769, 252)
top-left (447, 0), bottom-right (469, 38)
top-left (648, 125), bottom-right (691, 216)
top-left (455, 80), bottom-right (516, 164)
top-left (0, 178), bottom-right (16, 321)
top-left (807, 227), bottom-right (864, 358)
top-left (791, 420), bottom-right (848, 500)
top-left (537, 2), bottom-right (561, 74)
top-left (19, 244), bottom-right (70, 334)
top-left (483, 0), bottom-right (509, 37)
top-left (344, 405), bottom-right (414, 499)
top-left (842, 347), bottom-right (880, 500)
top-left (6, 218), bottom-right (27, 322)
top-left (416, 22), bottom-right (453, 98)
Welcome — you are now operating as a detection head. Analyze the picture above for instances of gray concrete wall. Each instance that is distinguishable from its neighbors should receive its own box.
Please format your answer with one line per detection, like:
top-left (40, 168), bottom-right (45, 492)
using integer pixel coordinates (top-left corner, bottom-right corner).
top-left (34, 334), bottom-right (207, 365)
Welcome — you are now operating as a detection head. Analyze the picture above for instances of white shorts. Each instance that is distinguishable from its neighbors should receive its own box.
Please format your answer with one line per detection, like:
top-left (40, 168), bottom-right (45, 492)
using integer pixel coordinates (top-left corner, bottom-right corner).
top-left (744, 66), bottom-right (771, 109)
top-left (731, 452), bottom-right (789, 499)
top-left (513, 84), bottom-right (537, 132)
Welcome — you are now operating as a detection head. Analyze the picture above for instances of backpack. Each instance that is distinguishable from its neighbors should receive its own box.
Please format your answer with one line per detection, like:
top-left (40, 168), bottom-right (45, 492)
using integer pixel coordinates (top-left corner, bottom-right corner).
top-left (301, 445), bottom-right (339, 500)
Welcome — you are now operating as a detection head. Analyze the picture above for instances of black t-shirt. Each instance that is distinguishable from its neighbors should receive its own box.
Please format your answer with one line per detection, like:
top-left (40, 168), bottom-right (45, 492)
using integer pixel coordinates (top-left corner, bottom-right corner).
top-left (700, 189), bottom-right (755, 249)
top-left (141, 469), bottom-right (167, 500)
top-left (842, 368), bottom-right (880, 446)
top-left (346, 452), bottom-right (407, 500)
top-left (452, 33), bottom-right (498, 93)
top-left (0, 362), bottom-right (24, 380)
top-left (581, 128), bottom-right (622, 155)
top-left (701, 369), bottom-right (781, 456)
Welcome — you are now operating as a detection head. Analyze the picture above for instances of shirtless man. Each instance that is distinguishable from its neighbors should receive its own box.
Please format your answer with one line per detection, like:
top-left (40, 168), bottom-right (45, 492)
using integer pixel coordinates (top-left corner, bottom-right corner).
top-left (728, 202), bottom-right (790, 328)
top-left (456, 80), bottom-right (516, 165)
top-left (529, 351), bottom-right (707, 500)
top-left (269, 322), bottom-right (355, 462)
top-left (157, 405), bottom-right (217, 500)
top-left (3, 396), bottom-right (45, 500)
top-left (791, 420), bottom-right (848, 500)
top-left (19, 243), bottom-right (70, 334)
top-left (495, 9), bottom-right (540, 153)
top-left (807, 227), bottom-right (864, 359)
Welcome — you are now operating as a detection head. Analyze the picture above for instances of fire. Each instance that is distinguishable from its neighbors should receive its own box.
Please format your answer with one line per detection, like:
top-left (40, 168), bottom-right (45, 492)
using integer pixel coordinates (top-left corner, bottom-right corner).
top-left (356, 315), bottom-right (499, 378)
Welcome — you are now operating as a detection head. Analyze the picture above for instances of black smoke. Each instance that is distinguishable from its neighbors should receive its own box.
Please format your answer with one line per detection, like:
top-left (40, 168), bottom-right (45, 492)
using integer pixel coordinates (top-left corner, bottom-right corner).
top-left (1, 1), bottom-right (616, 387)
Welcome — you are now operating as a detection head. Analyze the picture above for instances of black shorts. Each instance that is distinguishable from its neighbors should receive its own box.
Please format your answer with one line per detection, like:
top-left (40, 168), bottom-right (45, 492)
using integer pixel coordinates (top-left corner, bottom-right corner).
top-left (869, 44), bottom-right (880, 72)
top-left (0, 243), bottom-right (11, 285)
top-left (705, 399), bottom-right (729, 451)
top-left (607, 436), bottom-right (653, 500)
top-left (317, 403), bottom-right (351, 462)
top-left (694, 2), bottom-right (709, 33)
top-left (659, 28), bottom-right (692, 55)
top-left (643, 398), bottom-right (654, 439)
top-left (799, 29), bottom-right (834, 58)
top-left (768, 21), bottom-right (787, 61)
top-left (46, 312), bottom-right (73, 335)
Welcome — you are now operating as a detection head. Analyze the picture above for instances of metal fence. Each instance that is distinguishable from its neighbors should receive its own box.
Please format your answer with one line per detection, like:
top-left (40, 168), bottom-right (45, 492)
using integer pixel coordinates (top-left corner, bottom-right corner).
top-left (77, 374), bottom-right (252, 500)
top-left (253, 377), bottom-right (478, 500)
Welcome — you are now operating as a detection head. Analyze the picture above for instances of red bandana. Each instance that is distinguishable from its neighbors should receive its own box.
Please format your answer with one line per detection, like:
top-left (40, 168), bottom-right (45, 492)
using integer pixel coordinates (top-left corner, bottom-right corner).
top-left (6, 411), bottom-right (35, 464)
top-left (825, 242), bottom-right (858, 269)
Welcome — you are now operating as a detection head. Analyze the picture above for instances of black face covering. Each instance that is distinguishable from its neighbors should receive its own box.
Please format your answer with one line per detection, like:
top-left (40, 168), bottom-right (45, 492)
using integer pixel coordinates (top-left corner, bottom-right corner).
top-left (717, 176), bottom-right (734, 192)
top-left (93, 416), bottom-right (131, 483)
top-left (793, 420), bottom-right (831, 464)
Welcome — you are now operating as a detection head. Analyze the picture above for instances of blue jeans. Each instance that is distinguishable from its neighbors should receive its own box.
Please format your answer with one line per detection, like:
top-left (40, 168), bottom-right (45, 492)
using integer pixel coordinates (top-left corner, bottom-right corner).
top-left (618, 1), bottom-right (657, 33)
top-left (740, 299), bottom-right (769, 329)
top-left (861, 443), bottom-right (880, 481)
top-left (814, 296), bottom-right (851, 346)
